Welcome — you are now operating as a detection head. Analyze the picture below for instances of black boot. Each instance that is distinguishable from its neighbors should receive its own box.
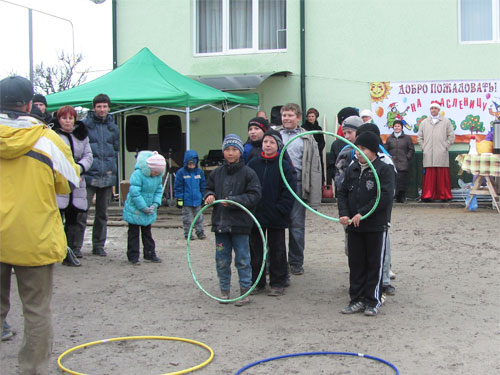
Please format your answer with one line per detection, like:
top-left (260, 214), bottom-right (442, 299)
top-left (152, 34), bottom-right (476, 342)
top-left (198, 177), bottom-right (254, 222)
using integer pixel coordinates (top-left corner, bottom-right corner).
top-left (63, 247), bottom-right (81, 267)
top-left (396, 191), bottom-right (405, 203)
top-left (144, 251), bottom-right (162, 263)
top-left (400, 192), bottom-right (407, 203)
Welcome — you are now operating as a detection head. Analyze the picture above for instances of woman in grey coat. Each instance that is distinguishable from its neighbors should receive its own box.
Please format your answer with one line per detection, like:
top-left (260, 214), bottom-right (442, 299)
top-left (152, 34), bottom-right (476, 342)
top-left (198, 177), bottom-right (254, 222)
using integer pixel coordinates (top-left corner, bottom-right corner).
top-left (384, 120), bottom-right (414, 202)
top-left (53, 106), bottom-right (93, 262)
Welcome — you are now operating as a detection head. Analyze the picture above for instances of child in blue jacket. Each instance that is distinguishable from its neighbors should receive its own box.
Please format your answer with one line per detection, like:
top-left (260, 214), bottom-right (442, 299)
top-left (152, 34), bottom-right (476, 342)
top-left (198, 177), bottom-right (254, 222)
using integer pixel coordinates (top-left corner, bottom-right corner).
top-left (174, 150), bottom-right (206, 240)
top-left (123, 151), bottom-right (165, 265)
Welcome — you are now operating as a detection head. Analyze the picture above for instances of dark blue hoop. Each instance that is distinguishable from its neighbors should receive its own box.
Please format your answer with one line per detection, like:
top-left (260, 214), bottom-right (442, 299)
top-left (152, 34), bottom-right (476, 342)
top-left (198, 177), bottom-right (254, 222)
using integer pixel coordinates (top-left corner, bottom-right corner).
top-left (235, 351), bottom-right (399, 374)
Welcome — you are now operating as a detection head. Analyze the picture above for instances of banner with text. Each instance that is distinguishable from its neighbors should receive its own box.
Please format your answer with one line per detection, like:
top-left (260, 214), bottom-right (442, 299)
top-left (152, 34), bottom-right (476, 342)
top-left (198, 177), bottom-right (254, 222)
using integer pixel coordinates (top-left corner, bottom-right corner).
top-left (369, 79), bottom-right (500, 143)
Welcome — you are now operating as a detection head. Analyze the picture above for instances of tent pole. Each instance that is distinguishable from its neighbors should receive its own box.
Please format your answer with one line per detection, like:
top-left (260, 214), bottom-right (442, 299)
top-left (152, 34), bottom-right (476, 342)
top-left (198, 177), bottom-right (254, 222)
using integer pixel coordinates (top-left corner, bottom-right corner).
top-left (222, 102), bottom-right (226, 142)
top-left (119, 112), bottom-right (125, 207)
top-left (185, 107), bottom-right (190, 150)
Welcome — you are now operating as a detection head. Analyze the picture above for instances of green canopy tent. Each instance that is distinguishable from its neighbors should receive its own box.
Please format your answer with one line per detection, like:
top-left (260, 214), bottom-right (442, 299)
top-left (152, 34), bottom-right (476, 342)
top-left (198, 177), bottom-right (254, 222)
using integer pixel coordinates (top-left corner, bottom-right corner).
top-left (46, 47), bottom-right (259, 149)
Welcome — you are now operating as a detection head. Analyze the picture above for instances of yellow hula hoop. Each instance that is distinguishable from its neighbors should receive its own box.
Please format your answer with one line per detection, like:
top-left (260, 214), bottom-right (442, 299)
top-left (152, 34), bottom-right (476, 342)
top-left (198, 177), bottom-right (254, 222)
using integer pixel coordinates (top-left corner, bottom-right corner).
top-left (57, 335), bottom-right (214, 375)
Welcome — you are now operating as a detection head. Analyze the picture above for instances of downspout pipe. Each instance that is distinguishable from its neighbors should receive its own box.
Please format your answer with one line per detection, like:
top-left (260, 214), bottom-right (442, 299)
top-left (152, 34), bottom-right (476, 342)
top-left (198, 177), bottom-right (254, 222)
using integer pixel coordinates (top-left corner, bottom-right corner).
top-left (300, 0), bottom-right (306, 112)
top-left (112, 0), bottom-right (118, 69)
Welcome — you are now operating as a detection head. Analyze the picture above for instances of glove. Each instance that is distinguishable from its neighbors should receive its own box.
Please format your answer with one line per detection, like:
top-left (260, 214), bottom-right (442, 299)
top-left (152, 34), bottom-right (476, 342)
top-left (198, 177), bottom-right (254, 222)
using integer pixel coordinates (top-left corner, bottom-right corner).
top-left (176, 199), bottom-right (183, 209)
top-left (141, 206), bottom-right (155, 215)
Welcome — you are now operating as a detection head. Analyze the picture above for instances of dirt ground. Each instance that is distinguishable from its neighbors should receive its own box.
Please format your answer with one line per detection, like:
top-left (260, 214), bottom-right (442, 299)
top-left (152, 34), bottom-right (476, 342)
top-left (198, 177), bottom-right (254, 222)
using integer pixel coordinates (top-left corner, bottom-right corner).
top-left (1, 203), bottom-right (499, 375)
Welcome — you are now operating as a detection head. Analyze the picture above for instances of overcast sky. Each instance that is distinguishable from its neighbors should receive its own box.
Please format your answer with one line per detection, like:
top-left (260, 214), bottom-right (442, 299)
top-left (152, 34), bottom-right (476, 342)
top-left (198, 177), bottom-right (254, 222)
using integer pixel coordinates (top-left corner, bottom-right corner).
top-left (0, 0), bottom-right (112, 82)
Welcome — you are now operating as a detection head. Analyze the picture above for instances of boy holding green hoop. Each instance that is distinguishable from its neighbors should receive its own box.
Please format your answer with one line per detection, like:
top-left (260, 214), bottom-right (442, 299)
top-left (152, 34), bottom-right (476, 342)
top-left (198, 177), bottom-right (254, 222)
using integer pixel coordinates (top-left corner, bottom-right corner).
top-left (204, 134), bottom-right (262, 306)
top-left (248, 130), bottom-right (296, 296)
top-left (337, 131), bottom-right (395, 316)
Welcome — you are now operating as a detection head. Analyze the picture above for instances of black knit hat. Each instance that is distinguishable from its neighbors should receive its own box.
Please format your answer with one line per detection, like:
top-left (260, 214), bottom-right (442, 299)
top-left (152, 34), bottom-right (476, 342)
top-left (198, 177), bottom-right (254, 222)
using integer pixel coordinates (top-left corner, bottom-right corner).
top-left (337, 107), bottom-right (359, 125)
top-left (0, 76), bottom-right (33, 108)
top-left (263, 129), bottom-right (284, 150)
top-left (248, 116), bottom-right (269, 132)
top-left (355, 131), bottom-right (380, 154)
top-left (356, 123), bottom-right (382, 144)
top-left (32, 94), bottom-right (47, 106)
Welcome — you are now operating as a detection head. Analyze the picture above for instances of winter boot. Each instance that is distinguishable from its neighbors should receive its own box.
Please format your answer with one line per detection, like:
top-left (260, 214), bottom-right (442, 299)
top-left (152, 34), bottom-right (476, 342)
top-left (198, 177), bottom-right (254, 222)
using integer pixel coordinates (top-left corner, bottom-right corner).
top-left (144, 251), bottom-right (162, 263)
top-left (235, 288), bottom-right (251, 307)
top-left (62, 247), bottom-right (81, 267)
top-left (219, 290), bottom-right (230, 304)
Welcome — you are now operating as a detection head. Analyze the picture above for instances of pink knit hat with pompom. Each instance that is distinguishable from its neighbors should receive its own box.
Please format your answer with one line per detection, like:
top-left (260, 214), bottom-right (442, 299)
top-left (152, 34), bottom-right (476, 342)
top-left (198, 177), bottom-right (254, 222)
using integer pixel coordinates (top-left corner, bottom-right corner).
top-left (146, 152), bottom-right (166, 173)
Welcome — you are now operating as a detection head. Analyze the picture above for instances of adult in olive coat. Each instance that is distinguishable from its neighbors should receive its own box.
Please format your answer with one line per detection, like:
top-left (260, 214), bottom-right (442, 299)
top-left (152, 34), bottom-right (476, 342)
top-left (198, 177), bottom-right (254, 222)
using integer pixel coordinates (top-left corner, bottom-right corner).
top-left (385, 120), bottom-right (414, 202)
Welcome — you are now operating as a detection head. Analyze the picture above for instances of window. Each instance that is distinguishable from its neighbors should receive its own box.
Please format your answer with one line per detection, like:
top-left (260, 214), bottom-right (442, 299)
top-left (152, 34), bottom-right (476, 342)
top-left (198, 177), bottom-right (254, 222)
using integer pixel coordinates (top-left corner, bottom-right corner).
top-left (195, 0), bottom-right (286, 54)
top-left (459, 0), bottom-right (500, 42)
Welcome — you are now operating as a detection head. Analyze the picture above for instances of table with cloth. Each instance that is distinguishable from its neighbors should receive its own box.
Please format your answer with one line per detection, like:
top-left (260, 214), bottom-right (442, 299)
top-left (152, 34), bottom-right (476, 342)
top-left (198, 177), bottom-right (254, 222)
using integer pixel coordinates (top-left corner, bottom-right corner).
top-left (455, 153), bottom-right (500, 213)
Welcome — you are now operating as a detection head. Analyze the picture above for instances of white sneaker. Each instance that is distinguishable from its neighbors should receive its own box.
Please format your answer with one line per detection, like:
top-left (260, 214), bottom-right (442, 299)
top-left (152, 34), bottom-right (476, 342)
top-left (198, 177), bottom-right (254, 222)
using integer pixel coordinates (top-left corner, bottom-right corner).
top-left (389, 270), bottom-right (396, 280)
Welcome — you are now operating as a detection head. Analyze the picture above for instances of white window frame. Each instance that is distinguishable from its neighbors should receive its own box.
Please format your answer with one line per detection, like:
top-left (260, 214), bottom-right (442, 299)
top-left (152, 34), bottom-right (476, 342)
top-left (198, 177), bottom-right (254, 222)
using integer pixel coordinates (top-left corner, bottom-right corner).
top-left (458, 0), bottom-right (500, 44)
top-left (193, 0), bottom-right (287, 56)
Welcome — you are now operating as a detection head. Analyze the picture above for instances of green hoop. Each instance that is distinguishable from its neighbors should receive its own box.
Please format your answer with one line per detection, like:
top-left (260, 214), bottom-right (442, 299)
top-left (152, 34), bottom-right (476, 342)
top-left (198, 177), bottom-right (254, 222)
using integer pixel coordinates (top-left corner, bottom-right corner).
top-left (187, 199), bottom-right (267, 303)
top-left (279, 130), bottom-right (381, 222)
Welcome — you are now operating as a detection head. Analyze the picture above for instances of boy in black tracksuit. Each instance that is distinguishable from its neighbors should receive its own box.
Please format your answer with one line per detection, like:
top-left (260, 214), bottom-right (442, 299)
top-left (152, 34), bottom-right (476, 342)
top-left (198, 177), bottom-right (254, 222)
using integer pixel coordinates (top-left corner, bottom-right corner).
top-left (337, 131), bottom-right (395, 316)
top-left (247, 130), bottom-right (297, 296)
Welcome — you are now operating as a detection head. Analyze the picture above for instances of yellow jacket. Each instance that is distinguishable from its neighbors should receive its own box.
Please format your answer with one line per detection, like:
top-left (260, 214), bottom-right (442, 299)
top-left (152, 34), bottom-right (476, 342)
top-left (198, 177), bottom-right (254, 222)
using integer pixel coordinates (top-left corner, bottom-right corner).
top-left (0, 113), bottom-right (80, 266)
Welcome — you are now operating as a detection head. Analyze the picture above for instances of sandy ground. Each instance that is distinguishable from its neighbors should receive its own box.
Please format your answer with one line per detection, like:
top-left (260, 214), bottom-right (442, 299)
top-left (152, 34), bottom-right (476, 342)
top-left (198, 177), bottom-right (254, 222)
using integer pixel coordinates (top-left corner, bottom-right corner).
top-left (1, 203), bottom-right (499, 375)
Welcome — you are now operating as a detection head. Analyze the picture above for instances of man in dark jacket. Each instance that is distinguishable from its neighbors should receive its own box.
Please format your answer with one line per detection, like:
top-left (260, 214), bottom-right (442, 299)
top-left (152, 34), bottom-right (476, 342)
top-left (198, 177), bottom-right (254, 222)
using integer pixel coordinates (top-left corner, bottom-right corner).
top-left (204, 134), bottom-right (261, 306)
top-left (337, 131), bottom-right (395, 317)
top-left (75, 94), bottom-right (120, 256)
top-left (32, 93), bottom-right (53, 124)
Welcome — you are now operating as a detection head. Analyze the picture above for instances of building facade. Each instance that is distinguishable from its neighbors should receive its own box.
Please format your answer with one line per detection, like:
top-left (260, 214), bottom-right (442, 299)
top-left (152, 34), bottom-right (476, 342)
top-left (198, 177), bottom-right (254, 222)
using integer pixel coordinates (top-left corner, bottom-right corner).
top-left (115, 0), bottom-right (500, 191)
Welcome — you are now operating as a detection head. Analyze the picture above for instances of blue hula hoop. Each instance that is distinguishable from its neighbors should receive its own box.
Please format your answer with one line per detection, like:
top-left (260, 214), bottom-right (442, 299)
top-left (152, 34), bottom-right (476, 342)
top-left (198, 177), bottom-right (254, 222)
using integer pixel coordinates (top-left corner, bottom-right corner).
top-left (235, 351), bottom-right (399, 374)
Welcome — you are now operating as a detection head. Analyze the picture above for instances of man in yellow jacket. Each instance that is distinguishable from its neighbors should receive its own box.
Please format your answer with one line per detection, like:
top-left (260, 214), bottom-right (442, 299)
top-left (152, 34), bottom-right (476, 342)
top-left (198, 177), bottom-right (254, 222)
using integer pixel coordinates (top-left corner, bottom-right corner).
top-left (0, 76), bottom-right (80, 375)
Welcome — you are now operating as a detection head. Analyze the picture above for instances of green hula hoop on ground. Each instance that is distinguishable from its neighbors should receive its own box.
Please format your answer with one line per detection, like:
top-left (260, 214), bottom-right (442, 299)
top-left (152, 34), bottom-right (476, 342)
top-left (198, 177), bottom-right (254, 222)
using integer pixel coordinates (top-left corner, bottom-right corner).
top-left (187, 199), bottom-right (267, 303)
top-left (279, 130), bottom-right (381, 222)
top-left (57, 335), bottom-right (214, 375)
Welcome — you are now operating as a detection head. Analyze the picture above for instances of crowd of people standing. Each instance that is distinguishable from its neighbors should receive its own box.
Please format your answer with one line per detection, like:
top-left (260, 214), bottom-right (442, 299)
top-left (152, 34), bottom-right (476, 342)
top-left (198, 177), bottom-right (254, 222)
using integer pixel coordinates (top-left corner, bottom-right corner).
top-left (1, 72), bottom-right (457, 373)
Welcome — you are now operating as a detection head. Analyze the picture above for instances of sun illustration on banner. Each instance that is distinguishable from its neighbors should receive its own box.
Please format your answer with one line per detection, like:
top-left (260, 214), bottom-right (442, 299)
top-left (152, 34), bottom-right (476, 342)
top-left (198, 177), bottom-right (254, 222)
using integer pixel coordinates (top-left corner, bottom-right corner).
top-left (370, 82), bottom-right (392, 103)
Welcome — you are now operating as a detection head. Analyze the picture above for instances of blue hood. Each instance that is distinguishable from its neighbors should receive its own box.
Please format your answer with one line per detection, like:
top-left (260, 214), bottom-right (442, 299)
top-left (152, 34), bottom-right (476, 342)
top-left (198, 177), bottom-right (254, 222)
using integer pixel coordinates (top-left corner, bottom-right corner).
top-left (135, 150), bottom-right (154, 176)
top-left (183, 150), bottom-right (199, 168)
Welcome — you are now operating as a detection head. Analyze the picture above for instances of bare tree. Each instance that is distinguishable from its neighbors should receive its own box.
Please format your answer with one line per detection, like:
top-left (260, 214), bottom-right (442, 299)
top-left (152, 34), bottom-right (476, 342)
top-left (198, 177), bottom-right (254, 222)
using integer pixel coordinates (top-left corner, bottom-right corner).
top-left (33, 51), bottom-right (88, 94)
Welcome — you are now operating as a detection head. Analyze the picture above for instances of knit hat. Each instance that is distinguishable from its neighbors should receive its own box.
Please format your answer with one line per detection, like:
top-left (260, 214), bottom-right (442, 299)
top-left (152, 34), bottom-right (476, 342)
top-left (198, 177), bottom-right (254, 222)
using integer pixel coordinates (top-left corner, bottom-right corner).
top-left (248, 117), bottom-right (269, 132)
top-left (0, 76), bottom-right (33, 108)
top-left (360, 109), bottom-right (372, 118)
top-left (263, 129), bottom-right (284, 150)
top-left (429, 101), bottom-right (441, 110)
top-left (146, 151), bottom-right (166, 173)
top-left (355, 131), bottom-right (380, 154)
top-left (32, 94), bottom-right (47, 106)
top-left (356, 123), bottom-right (382, 145)
top-left (306, 107), bottom-right (319, 118)
top-left (222, 133), bottom-right (244, 154)
top-left (337, 107), bottom-right (359, 125)
top-left (342, 115), bottom-right (363, 131)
